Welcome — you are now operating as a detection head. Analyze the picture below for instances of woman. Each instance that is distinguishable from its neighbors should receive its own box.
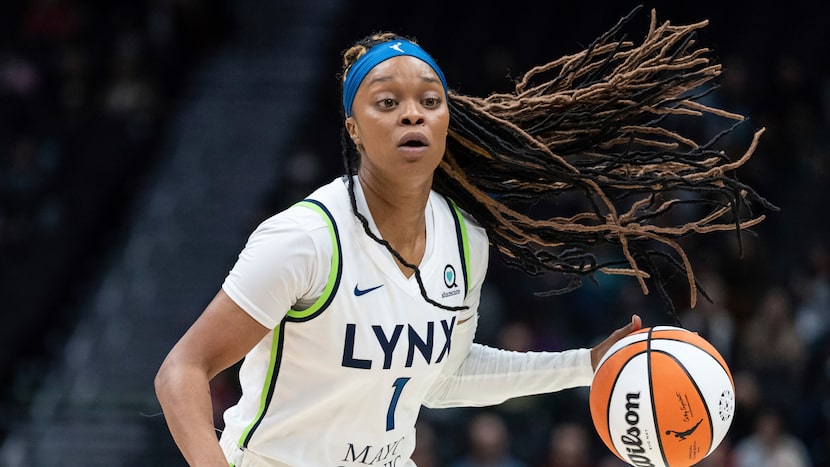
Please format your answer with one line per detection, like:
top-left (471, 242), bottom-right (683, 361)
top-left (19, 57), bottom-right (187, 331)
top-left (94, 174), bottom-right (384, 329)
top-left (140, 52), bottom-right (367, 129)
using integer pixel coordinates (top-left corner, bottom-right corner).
top-left (156, 8), bottom-right (772, 466)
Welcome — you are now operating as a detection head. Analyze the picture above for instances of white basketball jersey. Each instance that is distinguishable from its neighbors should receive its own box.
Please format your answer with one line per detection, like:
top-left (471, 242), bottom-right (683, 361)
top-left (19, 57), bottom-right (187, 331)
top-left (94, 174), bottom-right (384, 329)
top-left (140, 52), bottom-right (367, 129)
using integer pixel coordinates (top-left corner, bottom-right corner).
top-left (219, 177), bottom-right (487, 466)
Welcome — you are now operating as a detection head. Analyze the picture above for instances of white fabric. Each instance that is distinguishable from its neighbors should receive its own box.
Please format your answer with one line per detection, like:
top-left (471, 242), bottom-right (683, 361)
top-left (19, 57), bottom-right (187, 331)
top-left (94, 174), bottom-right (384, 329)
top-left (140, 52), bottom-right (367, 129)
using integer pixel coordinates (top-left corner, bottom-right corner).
top-left (424, 311), bottom-right (593, 408)
top-left (217, 176), bottom-right (592, 466)
top-left (220, 205), bottom-right (328, 329)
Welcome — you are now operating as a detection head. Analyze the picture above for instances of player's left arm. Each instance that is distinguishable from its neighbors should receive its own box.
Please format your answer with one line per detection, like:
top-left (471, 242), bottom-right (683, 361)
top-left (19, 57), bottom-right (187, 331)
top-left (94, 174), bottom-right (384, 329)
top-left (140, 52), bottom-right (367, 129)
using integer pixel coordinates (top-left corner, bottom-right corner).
top-left (423, 312), bottom-right (640, 408)
top-left (422, 218), bottom-right (641, 408)
top-left (422, 311), bottom-right (595, 408)
top-left (422, 219), bottom-right (590, 408)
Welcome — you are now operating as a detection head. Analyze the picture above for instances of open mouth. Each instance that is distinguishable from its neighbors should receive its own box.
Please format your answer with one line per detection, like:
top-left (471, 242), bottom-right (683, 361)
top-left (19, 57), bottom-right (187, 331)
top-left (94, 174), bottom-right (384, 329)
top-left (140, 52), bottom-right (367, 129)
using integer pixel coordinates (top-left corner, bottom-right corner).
top-left (399, 133), bottom-right (428, 148)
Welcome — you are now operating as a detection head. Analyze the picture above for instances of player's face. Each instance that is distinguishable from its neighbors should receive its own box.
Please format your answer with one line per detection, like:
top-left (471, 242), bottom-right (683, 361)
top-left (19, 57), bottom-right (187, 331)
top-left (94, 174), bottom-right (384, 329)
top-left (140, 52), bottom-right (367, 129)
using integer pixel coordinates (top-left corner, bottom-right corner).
top-left (345, 56), bottom-right (449, 184)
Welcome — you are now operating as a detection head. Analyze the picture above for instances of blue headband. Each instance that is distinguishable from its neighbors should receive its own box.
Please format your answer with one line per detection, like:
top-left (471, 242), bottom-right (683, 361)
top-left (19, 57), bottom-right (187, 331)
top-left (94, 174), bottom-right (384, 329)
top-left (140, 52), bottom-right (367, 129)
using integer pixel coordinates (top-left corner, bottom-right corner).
top-left (342, 40), bottom-right (448, 117)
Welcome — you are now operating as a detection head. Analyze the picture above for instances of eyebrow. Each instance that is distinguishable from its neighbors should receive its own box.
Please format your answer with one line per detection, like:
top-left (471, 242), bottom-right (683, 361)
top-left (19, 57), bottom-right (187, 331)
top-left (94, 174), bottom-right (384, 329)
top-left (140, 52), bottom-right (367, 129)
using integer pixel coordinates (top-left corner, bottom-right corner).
top-left (366, 74), bottom-right (442, 87)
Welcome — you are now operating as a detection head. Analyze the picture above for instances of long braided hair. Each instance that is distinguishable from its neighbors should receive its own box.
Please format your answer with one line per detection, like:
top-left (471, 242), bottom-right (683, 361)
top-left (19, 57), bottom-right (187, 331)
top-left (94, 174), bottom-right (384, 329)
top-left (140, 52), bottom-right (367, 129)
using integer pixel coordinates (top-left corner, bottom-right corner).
top-left (338, 7), bottom-right (777, 319)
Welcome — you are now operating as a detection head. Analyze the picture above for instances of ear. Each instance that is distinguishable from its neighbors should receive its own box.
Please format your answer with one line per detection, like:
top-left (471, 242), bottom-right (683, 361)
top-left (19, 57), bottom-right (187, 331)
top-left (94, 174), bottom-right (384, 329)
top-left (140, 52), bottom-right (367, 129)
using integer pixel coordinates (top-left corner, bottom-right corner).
top-left (345, 118), bottom-right (361, 145)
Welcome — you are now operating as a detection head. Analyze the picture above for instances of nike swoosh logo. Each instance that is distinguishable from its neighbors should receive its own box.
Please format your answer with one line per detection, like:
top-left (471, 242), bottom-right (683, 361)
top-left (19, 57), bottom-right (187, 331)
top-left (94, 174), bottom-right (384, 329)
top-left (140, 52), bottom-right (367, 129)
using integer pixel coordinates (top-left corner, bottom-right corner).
top-left (354, 284), bottom-right (384, 296)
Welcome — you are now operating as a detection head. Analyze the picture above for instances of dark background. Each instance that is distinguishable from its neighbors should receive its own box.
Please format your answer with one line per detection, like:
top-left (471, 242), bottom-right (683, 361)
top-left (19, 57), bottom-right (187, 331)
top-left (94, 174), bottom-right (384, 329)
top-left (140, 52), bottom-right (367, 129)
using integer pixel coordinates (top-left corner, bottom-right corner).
top-left (1, 0), bottom-right (828, 465)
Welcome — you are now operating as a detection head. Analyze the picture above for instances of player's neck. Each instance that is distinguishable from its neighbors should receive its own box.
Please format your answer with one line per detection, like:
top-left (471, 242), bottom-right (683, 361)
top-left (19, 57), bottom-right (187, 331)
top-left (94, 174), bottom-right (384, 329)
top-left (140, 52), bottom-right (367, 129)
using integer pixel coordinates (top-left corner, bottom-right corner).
top-left (358, 174), bottom-right (430, 273)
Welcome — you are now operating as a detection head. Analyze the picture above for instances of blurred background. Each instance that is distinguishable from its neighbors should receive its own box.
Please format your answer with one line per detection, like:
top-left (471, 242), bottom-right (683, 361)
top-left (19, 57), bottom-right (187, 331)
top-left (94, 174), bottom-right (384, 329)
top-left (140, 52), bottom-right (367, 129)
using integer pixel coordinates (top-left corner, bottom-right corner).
top-left (1, 0), bottom-right (828, 465)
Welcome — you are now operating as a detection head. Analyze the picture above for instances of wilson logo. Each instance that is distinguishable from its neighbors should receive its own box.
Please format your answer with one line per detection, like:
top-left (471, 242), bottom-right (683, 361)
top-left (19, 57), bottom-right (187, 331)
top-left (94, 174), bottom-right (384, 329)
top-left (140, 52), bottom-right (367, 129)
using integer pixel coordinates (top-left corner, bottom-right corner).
top-left (620, 392), bottom-right (655, 467)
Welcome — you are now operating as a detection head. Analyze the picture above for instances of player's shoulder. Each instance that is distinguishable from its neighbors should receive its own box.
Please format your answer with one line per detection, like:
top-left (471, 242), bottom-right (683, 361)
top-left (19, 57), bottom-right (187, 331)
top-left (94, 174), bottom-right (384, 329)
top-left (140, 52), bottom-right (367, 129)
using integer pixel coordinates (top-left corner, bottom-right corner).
top-left (256, 203), bottom-right (329, 235)
top-left (254, 178), bottom-right (349, 239)
top-left (447, 198), bottom-right (489, 251)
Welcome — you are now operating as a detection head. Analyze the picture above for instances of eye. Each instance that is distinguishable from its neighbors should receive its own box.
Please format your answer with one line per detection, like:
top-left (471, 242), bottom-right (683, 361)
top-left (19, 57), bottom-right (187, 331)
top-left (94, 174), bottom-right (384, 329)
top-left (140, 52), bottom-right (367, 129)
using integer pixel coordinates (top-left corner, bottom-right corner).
top-left (423, 96), bottom-right (441, 108)
top-left (378, 98), bottom-right (397, 109)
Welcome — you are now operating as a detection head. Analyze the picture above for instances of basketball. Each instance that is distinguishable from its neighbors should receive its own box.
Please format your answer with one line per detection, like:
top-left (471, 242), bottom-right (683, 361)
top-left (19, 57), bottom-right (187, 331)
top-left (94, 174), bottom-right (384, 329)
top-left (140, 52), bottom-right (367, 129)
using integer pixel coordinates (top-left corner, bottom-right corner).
top-left (589, 326), bottom-right (735, 467)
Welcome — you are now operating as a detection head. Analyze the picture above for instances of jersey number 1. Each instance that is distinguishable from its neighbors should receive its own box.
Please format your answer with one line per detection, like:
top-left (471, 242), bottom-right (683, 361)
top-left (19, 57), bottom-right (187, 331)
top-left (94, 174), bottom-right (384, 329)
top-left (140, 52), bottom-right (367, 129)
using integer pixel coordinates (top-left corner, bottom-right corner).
top-left (386, 377), bottom-right (411, 431)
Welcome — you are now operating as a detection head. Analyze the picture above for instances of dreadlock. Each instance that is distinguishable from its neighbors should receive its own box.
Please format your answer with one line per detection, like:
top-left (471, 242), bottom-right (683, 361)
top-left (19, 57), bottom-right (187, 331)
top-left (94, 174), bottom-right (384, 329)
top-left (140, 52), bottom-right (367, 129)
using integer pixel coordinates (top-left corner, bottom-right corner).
top-left (339, 7), bottom-right (777, 319)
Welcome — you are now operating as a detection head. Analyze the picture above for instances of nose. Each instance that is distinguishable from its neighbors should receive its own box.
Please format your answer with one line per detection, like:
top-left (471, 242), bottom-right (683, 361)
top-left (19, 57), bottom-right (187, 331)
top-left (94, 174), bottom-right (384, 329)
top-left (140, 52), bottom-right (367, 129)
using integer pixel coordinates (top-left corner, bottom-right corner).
top-left (399, 100), bottom-right (425, 126)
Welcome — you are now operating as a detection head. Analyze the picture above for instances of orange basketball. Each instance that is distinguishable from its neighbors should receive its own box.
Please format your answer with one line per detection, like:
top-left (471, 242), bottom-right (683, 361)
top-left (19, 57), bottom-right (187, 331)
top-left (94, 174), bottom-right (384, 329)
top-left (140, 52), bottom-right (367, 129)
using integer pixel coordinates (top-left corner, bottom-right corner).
top-left (589, 326), bottom-right (735, 467)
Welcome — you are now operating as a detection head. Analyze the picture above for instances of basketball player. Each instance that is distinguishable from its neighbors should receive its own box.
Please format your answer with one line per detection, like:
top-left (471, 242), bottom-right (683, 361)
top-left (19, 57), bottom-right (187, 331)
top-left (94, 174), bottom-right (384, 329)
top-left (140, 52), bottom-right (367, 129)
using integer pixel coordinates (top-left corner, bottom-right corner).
top-left (156, 9), bottom-right (773, 466)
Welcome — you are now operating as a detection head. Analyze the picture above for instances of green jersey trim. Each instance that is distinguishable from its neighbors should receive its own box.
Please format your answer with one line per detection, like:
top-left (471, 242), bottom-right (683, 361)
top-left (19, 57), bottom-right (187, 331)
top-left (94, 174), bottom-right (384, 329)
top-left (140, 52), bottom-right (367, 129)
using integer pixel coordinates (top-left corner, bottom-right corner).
top-left (237, 198), bottom-right (342, 449)
top-left (445, 196), bottom-right (471, 296)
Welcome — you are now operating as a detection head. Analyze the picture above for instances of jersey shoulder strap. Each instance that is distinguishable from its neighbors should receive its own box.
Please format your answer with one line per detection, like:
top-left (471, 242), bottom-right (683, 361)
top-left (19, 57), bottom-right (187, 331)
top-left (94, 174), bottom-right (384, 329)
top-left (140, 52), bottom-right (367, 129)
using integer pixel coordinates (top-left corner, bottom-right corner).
top-left (284, 199), bottom-right (342, 322)
top-left (443, 196), bottom-right (472, 298)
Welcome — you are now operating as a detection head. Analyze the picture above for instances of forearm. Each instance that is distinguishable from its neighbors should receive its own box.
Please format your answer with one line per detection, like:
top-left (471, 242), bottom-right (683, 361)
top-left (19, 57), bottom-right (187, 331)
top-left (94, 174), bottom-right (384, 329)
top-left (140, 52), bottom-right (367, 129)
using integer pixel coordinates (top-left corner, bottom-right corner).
top-left (423, 344), bottom-right (593, 408)
top-left (423, 312), bottom-right (593, 408)
top-left (155, 362), bottom-right (229, 466)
